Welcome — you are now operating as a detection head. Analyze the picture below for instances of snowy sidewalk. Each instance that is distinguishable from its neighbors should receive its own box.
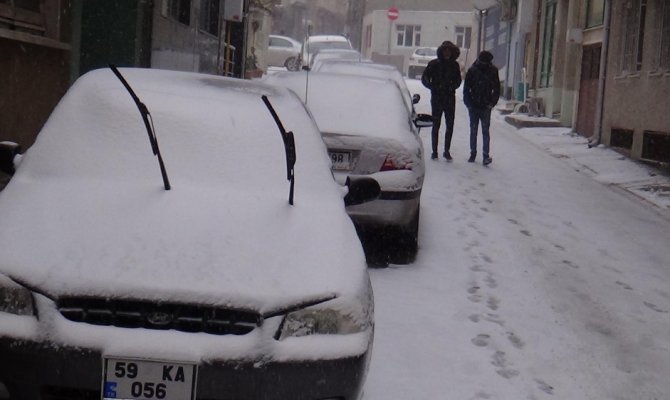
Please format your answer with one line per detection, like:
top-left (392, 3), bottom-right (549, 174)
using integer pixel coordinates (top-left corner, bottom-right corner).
top-left (494, 112), bottom-right (670, 215)
top-left (406, 77), bottom-right (670, 215)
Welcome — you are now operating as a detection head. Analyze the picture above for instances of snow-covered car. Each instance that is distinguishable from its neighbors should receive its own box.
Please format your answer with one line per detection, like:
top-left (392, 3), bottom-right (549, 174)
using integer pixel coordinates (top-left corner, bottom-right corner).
top-left (309, 48), bottom-right (365, 70)
top-left (264, 71), bottom-right (432, 250)
top-left (0, 68), bottom-right (376, 400)
top-left (407, 47), bottom-right (437, 79)
top-left (267, 34), bottom-right (302, 68)
top-left (311, 60), bottom-right (420, 118)
top-left (297, 35), bottom-right (353, 69)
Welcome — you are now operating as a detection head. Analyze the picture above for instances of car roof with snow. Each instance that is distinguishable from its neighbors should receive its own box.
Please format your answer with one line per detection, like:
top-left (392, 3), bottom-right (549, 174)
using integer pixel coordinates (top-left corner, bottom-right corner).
top-left (0, 68), bottom-right (368, 313)
top-left (264, 71), bottom-right (416, 144)
top-left (309, 61), bottom-right (414, 114)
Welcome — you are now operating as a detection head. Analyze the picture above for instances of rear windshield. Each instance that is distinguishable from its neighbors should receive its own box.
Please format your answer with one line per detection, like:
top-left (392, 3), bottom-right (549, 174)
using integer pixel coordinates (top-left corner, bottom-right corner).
top-left (307, 41), bottom-right (351, 54)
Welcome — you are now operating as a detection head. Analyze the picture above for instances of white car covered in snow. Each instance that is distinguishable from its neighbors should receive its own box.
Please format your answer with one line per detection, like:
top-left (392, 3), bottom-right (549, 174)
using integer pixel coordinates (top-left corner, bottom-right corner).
top-left (264, 71), bottom-right (432, 250)
top-left (0, 68), bottom-right (376, 400)
top-left (311, 60), bottom-right (420, 119)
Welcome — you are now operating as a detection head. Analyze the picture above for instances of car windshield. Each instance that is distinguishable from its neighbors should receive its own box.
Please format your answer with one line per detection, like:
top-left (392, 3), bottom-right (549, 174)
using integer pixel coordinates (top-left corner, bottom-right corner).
top-left (307, 41), bottom-right (352, 54)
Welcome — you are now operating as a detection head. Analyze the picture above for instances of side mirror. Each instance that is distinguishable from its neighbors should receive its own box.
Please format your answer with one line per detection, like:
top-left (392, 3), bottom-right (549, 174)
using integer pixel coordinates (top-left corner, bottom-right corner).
top-left (412, 93), bottom-right (421, 104)
top-left (0, 141), bottom-right (21, 176)
top-left (344, 176), bottom-right (380, 207)
top-left (413, 113), bottom-right (433, 129)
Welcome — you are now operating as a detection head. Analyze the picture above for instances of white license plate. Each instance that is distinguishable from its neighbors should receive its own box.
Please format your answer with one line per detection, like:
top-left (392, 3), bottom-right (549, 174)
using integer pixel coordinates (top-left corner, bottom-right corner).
top-left (329, 151), bottom-right (352, 170)
top-left (418, 59), bottom-right (429, 64)
top-left (102, 358), bottom-right (197, 400)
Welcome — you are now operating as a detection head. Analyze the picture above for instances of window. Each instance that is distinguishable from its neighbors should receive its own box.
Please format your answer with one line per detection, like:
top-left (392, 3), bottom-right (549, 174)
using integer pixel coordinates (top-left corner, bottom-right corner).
top-left (586, 0), bottom-right (605, 28)
top-left (656, 0), bottom-right (670, 69)
top-left (164, 0), bottom-right (191, 26)
top-left (396, 25), bottom-right (421, 47)
top-left (455, 26), bottom-right (472, 49)
top-left (365, 24), bottom-right (372, 49)
top-left (0, 0), bottom-right (40, 12)
top-left (0, 0), bottom-right (44, 34)
top-left (540, 0), bottom-right (557, 87)
top-left (200, 0), bottom-right (219, 36)
top-left (270, 37), bottom-right (290, 47)
top-left (621, 0), bottom-right (648, 73)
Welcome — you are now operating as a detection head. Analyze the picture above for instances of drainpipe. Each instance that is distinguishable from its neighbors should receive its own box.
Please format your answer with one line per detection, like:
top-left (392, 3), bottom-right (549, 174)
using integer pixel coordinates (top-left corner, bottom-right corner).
top-left (589, 0), bottom-right (612, 147)
top-left (505, 20), bottom-right (513, 99)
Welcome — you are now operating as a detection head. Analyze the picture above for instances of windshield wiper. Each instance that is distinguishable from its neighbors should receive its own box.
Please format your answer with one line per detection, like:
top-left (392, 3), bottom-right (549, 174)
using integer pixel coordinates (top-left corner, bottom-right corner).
top-left (109, 65), bottom-right (171, 190)
top-left (261, 95), bottom-right (296, 205)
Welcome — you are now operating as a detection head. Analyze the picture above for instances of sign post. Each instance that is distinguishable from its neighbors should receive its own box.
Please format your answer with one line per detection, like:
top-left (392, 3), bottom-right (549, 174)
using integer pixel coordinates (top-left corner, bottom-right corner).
top-left (387, 7), bottom-right (399, 54)
top-left (387, 7), bottom-right (399, 21)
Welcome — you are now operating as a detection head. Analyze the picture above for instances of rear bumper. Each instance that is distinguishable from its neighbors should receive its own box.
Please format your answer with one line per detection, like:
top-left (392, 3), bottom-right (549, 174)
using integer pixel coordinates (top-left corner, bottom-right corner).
top-left (346, 189), bottom-right (421, 229)
top-left (0, 337), bottom-right (370, 400)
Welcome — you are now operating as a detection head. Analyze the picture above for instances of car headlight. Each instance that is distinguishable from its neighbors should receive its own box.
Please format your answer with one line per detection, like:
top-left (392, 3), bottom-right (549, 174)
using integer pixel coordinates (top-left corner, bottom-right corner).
top-left (278, 305), bottom-right (369, 340)
top-left (0, 275), bottom-right (35, 315)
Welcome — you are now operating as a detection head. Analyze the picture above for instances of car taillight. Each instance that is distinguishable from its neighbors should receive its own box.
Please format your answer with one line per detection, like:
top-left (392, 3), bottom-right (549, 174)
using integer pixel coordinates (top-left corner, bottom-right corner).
top-left (380, 154), bottom-right (412, 171)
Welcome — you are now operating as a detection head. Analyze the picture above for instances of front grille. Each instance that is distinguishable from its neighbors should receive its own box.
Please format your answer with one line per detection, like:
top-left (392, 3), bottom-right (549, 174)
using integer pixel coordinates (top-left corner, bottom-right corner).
top-left (57, 297), bottom-right (261, 335)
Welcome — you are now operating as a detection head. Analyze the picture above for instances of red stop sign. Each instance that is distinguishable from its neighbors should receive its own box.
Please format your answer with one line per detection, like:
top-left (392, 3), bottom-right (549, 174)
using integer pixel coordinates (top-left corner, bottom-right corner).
top-left (387, 7), bottom-right (399, 21)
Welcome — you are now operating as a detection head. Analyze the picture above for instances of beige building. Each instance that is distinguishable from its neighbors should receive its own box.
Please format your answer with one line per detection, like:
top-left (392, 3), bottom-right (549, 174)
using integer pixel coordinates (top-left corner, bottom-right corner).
top-left (602, 0), bottom-right (670, 163)
top-left (522, 0), bottom-right (669, 163)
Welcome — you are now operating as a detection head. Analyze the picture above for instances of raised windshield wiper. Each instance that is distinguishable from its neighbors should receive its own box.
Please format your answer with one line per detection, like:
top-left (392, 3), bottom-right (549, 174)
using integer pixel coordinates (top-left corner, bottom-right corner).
top-left (261, 95), bottom-right (296, 205)
top-left (109, 65), bottom-right (171, 190)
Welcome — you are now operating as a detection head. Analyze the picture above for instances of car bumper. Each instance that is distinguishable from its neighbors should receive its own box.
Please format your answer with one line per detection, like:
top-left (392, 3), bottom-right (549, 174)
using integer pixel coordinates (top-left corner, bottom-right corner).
top-left (0, 336), bottom-right (370, 400)
top-left (346, 189), bottom-right (421, 229)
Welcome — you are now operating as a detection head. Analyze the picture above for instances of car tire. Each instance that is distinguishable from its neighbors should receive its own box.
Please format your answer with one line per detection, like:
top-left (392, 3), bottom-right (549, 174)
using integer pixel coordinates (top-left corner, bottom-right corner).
top-left (402, 205), bottom-right (420, 252)
top-left (285, 57), bottom-right (300, 71)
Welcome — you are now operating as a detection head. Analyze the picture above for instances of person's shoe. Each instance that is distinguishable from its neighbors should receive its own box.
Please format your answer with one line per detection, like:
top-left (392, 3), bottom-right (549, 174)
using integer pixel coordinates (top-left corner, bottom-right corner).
top-left (468, 153), bottom-right (476, 162)
top-left (443, 151), bottom-right (453, 161)
top-left (431, 152), bottom-right (438, 160)
top-left (483, 156), bottom-right (492, 166)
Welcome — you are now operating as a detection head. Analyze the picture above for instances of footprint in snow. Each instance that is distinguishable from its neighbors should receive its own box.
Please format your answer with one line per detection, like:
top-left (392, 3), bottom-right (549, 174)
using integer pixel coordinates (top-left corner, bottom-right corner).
top-left (471, 334), bottom-right (490, 347)
top-left (535, 379), bottom-right (555, 395)
top-left (644, 301), bottom-right (668, 313)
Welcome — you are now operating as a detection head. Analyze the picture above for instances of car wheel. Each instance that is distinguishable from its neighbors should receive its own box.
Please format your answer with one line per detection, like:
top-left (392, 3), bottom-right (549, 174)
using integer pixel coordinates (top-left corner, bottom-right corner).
top-left (405, 205), bottom-right (420, 251)
top-left (285, 57), bottom-right (299, 71)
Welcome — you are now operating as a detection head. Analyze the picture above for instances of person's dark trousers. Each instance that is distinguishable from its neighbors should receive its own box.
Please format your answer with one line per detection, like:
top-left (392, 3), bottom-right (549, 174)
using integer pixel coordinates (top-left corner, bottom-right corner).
top-left (430, 94), bottom-right (456, 155)
top-left (468, 106), bottom-right (492, 157)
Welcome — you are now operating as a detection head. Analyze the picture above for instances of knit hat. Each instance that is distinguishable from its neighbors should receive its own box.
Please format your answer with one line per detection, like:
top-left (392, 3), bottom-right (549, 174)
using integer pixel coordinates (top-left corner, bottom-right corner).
top-left (478, 50), bottom-right (494, 64)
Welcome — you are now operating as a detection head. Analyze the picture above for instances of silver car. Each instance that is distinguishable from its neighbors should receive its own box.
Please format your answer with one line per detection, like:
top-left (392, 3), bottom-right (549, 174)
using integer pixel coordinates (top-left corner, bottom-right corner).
top-left (267, 34), bottom-right (302, 68)
top-left (264, 71), bottom-right (432, 250)
top-left (407, 47), bottom-right (438, 79)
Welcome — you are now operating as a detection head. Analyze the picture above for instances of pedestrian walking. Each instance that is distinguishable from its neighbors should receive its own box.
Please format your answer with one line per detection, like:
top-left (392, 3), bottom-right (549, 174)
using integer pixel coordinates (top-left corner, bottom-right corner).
top-left (421, 41), bottom-right (462, 161)
top-left (463, 50), bottom-right (500, 165)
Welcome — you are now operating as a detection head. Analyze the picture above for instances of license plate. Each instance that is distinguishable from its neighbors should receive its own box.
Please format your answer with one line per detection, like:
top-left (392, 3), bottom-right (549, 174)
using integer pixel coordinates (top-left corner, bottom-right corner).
top-left (329, 151), bottom-right (352, 170)
top-left (102, 357), bottom-right (197, 400)
top-left (418, 59), bottom-right (429, 64)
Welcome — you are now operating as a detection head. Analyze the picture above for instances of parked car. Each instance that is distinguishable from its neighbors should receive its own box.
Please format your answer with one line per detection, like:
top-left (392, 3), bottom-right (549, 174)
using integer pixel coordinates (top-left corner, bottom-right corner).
top-left (407, 46), bottom-right (438, 79)
top-left (311, 60), bottom-right (420, 118)
top-left (0, 68), bottom-right (377, 400)
top-left (297, 35), bottom-right (353, 69)
top-left (267, 34), bottom-right (302, 69)
top-left (264, 71), bottom-right (432, 250)
top-left (309, 48), bottom-right (365, 70)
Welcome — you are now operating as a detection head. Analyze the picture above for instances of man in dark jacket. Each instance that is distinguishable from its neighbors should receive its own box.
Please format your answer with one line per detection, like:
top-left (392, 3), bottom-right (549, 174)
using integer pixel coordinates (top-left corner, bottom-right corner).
top-left (421, 41), bottom-right (462, 161)
top-left (463, 50), bottom-right (500, 165)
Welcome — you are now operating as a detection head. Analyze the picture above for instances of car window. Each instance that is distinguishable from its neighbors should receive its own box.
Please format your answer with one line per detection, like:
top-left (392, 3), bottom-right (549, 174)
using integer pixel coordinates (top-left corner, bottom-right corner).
top-left (271, 37), bottom-right (290, 47)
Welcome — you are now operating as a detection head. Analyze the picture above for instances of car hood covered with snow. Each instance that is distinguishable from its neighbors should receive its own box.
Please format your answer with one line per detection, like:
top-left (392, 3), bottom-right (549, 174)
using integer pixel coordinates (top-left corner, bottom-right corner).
top-left (0, 68), bottom-right (369, 314)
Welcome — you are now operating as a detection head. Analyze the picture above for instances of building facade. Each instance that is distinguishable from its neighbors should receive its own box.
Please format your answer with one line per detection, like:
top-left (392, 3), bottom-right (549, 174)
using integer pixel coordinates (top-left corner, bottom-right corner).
top-left (602, 0), bottom-right (670, 163)
top-left (361, 0), bottom-right (478, 75)
top-left (1, 0), bottom-right (74, 150)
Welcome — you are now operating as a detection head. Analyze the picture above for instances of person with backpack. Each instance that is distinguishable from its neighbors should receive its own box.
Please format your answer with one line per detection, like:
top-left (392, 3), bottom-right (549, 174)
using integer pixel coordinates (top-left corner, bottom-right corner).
top-left (421, 41), bottom-right (462, 161)
top-left (463, 50), bottom-right (500, 165)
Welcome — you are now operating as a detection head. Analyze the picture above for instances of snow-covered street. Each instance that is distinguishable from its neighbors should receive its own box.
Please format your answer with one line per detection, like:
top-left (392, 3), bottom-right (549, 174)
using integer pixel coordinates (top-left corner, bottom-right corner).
top-left (364, 80), bottom-right (670, 399)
